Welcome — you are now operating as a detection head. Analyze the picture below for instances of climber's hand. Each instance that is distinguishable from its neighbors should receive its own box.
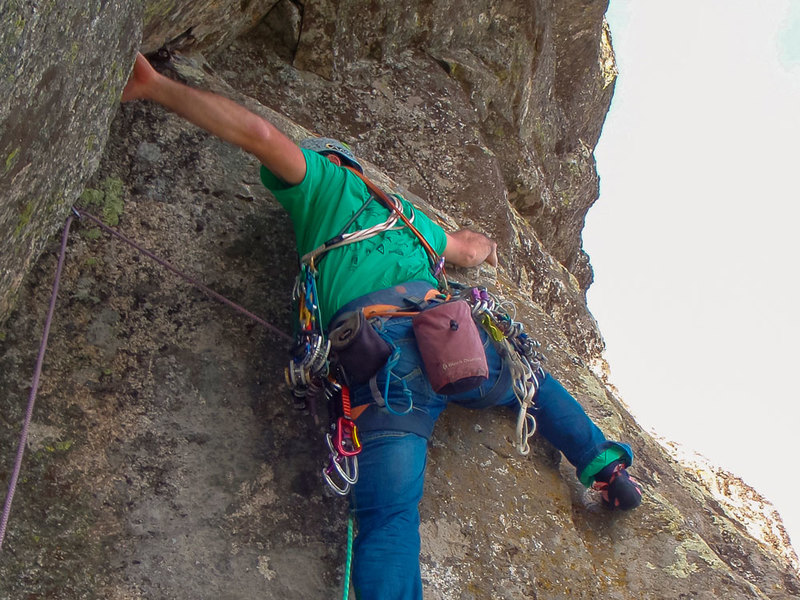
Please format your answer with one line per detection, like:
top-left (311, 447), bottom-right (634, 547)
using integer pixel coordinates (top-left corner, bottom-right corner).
top-left (444, 230), bottom-right (498, 268)
top-left (486, 241), bottom-right (498, 268)
top-left (122, 53), bottom-right (160, 102)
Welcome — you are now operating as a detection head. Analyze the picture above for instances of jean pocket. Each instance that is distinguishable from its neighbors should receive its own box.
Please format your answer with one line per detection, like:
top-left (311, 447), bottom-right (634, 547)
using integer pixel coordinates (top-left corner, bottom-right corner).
top-left (357, 429), bottom-right (423, 444)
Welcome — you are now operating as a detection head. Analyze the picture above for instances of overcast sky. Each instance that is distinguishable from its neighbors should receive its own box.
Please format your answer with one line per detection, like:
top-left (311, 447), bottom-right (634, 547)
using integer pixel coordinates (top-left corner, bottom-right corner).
top-left (585, 0), bottom-right (800, 556)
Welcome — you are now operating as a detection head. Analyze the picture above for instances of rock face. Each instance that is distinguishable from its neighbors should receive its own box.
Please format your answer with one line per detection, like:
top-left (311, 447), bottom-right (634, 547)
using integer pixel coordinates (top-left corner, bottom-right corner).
top-left (141, 0), bottom-right (281, 55)
top-left (1, 2), bottom-right (799, 599)
top-left (286, 0), bottom-right (612, 291)
top-left (0, 0), bottom-right (143, 325)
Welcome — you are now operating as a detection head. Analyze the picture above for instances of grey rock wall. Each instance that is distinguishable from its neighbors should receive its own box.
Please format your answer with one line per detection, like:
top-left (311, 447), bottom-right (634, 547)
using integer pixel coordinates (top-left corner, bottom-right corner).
top-left (0, 0), bottom-right (143, 324)
top-left (0, 0), bottom-right (283, 327)
top-left (141, 0), bottom-right (280, 55)
top-left (1, 2), bottom-right (799, 599)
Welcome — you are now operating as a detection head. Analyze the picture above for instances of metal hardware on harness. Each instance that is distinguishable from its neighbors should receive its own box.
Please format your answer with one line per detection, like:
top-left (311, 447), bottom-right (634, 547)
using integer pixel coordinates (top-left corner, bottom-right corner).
top-left (321, 384), bottom-right (362, 495)
top-left (300, 191), bottom-right (415, 268)
top-left (323, 432), bottom-right (359, 495)
top-left (290, 175), bottom-right (447, 498)
top-left (286, 262), bottom-right (364, 496)
top-left (465, 286), bottom-right (546, 456)
top-left (334, 416), bottom-right (362, 457)
top-left (286, 264), bottom-right (331, 406)
top-left (286, 332), bottom-right (330, 399)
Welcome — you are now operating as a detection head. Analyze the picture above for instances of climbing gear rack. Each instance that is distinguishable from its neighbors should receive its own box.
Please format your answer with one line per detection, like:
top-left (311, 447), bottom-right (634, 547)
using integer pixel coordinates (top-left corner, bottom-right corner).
top-left (285, 263), bottom-right (363, 496)
top-left (464, 286), bottom-right (547, 455)
top-left (286, 168), bottom-right (448, 497)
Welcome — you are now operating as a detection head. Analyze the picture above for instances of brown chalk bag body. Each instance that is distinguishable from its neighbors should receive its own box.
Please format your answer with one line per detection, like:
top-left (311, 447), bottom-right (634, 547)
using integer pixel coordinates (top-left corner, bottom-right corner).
top-left (412, 300), bottom-right (488, 395)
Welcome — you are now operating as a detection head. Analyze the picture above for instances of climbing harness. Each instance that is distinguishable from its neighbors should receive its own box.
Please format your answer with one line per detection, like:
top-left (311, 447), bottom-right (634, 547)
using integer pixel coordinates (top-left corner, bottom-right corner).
top-left (286, 170), bottom-right (450, 498)
top-left (286, 163), bottom-right (548, 466)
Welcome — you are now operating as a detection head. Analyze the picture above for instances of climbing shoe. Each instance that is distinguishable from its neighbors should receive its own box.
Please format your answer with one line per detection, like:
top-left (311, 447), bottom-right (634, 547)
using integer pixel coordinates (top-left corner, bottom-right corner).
top-left (592, 460), bottom-right (642, 510)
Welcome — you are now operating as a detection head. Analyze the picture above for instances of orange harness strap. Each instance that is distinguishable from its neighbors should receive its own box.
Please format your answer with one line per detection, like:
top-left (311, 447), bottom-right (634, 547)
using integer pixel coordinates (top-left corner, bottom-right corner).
top-left (360, 289), bottom-right (445, 319)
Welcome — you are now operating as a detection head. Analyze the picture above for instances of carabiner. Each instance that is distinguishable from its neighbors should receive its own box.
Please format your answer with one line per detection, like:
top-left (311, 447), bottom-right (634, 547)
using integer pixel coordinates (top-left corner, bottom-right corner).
top-left (335, 417), bottom-right (362, 457)
top-left (337, 454), bottom-right (359, 485)
top-left (515, 410), bottom-right (537, 456)
top-left (326, 433), bottom-right (359, 484)
top-left (322, 461), bottom-right (351, 495)
top-left (433, 255), bottom-right (446, 277)
top-left (298, 298), bottom-right (312, 329)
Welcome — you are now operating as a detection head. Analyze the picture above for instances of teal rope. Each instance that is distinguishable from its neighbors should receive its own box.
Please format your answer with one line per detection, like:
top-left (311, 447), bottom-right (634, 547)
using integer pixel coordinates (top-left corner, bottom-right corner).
top-left (342, 514), bottom-right (355, 600)
top-left (382, 346), bottom-right (413, 415)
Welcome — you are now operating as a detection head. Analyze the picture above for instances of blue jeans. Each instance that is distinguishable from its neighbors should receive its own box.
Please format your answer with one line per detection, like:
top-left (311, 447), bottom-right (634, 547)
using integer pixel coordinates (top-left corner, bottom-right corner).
top-left (351, 430), bottom-right (428, 600)
top-left (337, 288), bottom-right (633, 599)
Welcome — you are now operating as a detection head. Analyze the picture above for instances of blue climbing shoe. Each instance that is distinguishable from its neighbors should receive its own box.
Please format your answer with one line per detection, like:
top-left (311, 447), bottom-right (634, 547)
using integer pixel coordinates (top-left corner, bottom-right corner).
top-left (593, 461), bottom-right (642, 510)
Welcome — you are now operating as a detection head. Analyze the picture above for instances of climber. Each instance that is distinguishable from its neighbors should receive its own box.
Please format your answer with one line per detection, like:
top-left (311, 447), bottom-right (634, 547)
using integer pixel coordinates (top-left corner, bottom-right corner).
top-left (121, 52), bottom-right (642, 600)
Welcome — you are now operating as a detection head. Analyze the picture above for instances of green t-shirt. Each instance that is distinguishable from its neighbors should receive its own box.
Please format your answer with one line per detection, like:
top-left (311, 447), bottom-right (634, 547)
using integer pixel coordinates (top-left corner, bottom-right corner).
top-left (261, 150), bottom-right (448, 326)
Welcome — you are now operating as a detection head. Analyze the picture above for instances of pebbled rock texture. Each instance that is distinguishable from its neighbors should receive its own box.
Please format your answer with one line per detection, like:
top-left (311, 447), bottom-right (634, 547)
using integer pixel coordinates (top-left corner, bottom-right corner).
top-left (1, 2), bottom-right (799, 600)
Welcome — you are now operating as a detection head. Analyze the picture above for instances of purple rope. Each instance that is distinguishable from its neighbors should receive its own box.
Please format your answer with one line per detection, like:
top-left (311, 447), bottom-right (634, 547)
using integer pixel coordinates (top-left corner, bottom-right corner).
top-left (0, 215), bottom-right (74, 550)
top-left (74, 208), bottom-right (292, 344)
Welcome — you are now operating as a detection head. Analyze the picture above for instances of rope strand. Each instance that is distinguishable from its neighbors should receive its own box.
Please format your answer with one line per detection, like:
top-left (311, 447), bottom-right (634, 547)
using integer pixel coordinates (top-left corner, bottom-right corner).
top-left (75, 208), bottom-right (292, 344)
top-left (342, 514), bottom-right (354, 600)
top-left (0, 215), bottom-right (74, 550)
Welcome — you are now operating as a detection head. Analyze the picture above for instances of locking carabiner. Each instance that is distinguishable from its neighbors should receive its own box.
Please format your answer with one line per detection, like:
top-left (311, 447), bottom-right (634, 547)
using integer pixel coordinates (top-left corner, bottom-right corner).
top-left (335, 417), bottom-right (362, 457)
top-left (325, 433), bottom-right (359, 485)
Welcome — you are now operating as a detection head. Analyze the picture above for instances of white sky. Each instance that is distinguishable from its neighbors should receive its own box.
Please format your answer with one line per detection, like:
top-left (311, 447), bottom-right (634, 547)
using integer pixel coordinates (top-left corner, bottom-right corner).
top-left (585, 0), bottom-right (800, 555)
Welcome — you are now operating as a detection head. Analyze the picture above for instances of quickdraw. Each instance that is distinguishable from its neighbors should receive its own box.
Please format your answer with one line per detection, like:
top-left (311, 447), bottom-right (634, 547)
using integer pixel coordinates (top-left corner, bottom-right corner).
top-left (322, 383), bottom-right (362, 495)
top-left (465, 286), bottom-right (546, 456)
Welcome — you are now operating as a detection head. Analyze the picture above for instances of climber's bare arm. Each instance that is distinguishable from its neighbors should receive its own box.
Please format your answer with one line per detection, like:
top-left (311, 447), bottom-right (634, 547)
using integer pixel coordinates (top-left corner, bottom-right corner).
top-left (122, 53), bottom-right (306, 185)
top-left (444, 230), bottom-right (498, 268)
